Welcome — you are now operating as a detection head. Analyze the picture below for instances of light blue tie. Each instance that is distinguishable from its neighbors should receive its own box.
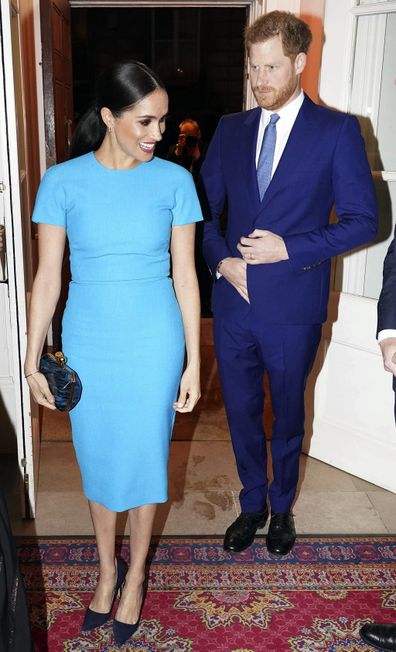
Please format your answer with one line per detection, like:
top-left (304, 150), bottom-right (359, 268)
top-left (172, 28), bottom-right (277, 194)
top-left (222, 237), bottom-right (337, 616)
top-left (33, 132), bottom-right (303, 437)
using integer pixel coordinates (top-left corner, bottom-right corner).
top-left (257, 113), bottom-right (280, 201)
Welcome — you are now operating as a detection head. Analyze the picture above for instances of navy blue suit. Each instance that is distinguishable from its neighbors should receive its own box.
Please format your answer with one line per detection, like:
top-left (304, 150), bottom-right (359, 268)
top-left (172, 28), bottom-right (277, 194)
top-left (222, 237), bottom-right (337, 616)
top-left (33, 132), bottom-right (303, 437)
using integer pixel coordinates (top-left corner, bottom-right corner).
top-left (201, 94), bottom-right (377, 513)
top-left (377, 225), bottom-right (396, 416)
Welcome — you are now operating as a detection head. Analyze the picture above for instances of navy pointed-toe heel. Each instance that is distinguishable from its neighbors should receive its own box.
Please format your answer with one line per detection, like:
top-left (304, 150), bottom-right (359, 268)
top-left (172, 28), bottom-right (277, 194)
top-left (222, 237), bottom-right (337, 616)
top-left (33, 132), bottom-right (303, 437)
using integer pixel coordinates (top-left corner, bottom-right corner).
top-left (113, 618), bottom-right (140, 645)
top-left (81, 606), bottom-right (112, 633)
top-left (112, 583), bottom-right (146, 645)
top-left (81, 556), bottom-right (128, 633)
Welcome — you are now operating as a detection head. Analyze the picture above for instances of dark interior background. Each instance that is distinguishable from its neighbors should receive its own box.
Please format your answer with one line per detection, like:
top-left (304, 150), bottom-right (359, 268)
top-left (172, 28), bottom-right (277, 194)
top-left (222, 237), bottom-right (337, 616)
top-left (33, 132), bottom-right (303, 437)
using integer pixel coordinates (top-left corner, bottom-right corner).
top-left (71, 7), bottom-right (246, 155)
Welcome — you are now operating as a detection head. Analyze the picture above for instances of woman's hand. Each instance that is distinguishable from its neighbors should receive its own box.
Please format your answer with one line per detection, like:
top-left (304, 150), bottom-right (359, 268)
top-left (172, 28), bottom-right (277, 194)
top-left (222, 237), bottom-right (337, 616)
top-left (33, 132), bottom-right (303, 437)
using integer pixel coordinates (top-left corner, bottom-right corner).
top-left (173, 363), bottom-right (201, 413)
top-left (25, 372), bottom-right (56, 410)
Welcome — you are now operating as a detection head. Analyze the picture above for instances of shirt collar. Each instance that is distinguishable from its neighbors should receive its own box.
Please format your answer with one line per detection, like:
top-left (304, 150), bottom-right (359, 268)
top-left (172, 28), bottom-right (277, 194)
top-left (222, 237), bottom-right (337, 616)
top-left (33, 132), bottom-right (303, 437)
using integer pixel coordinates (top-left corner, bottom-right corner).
top-left (261, 90), bottom-right (304, 123)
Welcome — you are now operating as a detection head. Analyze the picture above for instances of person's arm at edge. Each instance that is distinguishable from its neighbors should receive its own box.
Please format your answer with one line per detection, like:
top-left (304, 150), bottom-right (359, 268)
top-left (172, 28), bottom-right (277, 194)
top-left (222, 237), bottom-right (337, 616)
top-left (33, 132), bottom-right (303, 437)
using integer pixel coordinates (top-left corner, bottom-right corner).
top-left (377, 229), bottom-right (396, 376)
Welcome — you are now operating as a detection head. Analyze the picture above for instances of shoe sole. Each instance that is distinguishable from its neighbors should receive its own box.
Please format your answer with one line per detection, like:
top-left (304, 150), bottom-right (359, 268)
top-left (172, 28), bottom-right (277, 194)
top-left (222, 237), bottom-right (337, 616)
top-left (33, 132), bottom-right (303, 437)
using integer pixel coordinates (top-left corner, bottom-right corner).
top-left (266, 541), bottom-right (296, 557)
top-left (360, 632), bottom-right (393, 652)
top-left (224, 542), bottom-right (253, 553)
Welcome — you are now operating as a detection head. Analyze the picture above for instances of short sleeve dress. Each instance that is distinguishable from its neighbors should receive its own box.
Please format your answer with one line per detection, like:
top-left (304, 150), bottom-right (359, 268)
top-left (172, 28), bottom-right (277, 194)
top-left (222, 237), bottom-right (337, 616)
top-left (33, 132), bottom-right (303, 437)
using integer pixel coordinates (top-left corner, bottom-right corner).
top-left (32, 152), bottom-right (203, 512)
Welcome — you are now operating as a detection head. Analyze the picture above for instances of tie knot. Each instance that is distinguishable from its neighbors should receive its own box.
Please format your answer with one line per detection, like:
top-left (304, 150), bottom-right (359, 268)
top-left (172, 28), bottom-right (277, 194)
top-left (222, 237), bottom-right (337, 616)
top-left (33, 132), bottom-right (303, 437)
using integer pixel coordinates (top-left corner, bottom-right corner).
top-left (269, 113), bottom-right (280, 126)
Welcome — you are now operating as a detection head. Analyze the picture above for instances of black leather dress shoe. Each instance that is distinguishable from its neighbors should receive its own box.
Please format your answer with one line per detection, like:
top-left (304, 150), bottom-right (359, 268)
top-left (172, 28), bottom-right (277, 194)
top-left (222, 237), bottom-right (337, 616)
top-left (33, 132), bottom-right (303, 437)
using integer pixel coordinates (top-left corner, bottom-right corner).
top-left (224, 508), bottom-right (269, 552)
top-left (266, 512), bottom-right (296, 556)
top-left (360, 623), bottom-right (396, 651)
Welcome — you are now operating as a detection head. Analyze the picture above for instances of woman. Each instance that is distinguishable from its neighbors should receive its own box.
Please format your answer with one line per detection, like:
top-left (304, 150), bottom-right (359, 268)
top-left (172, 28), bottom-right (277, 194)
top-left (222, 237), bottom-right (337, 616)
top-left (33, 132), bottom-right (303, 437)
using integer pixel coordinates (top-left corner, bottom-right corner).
top-left (24, 61), bottom-right (201, 645)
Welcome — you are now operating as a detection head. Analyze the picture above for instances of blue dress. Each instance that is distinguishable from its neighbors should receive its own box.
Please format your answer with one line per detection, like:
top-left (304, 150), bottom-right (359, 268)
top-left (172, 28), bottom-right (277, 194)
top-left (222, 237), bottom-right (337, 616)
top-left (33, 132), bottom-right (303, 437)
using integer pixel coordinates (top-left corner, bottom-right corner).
top-left (33, 152), bottom-right (203, 511)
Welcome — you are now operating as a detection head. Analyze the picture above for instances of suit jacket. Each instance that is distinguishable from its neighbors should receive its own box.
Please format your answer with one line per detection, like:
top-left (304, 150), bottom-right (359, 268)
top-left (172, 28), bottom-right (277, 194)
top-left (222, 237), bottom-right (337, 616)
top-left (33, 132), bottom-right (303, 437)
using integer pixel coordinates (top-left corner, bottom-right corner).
top-left (377, 226), bottom-right (396, 333)
top-left (377, 226), bottom-right (396, 392)
top-left (201, 94), bottom-right (377, 325)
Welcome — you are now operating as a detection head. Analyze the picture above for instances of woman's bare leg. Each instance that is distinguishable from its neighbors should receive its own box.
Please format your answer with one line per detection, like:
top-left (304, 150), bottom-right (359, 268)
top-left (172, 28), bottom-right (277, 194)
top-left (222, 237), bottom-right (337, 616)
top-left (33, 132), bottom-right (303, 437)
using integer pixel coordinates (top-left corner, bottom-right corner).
top-left (88, 500), bottom-right (118, 612)
top-left (114, 503), bottom-right (157, 624)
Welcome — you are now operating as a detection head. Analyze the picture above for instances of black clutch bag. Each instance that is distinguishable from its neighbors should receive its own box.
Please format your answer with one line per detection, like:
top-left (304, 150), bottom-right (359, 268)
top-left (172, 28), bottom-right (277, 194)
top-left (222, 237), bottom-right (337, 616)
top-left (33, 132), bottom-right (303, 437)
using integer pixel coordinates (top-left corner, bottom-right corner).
top-left (39, 352), bottom-right (82, 412)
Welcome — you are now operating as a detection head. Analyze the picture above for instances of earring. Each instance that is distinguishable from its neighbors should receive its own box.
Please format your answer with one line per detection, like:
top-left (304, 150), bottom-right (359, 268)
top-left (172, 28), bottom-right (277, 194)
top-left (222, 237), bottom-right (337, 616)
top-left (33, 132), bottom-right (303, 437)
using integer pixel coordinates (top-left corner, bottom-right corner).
top-left (108, 126), bottom-right (113, 134)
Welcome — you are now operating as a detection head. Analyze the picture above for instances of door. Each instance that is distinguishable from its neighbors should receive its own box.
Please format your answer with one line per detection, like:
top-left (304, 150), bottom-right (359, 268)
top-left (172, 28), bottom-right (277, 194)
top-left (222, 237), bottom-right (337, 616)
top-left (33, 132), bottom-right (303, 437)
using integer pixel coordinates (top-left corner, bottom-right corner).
top-left (41, 0), bottom-right (73, 166)
top-left (303, 0), bottom-right (396, 491)
top-left (40, 0), bottom-right (73, 348)
top-left (0, 0), bottom-right (38, 517)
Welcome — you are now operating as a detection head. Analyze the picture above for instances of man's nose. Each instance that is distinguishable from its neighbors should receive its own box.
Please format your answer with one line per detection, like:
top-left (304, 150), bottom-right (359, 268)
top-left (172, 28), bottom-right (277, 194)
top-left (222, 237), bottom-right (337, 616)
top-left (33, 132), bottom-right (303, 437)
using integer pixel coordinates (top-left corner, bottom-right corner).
top-left (256, 68), bottom-right (269, 85)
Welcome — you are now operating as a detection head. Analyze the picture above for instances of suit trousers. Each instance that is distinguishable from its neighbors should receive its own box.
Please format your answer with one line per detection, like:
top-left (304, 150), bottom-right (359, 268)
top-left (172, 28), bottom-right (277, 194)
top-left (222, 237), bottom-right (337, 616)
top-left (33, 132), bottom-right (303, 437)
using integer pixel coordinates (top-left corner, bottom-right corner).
top-left (214, 310), bottom-right (322, 514)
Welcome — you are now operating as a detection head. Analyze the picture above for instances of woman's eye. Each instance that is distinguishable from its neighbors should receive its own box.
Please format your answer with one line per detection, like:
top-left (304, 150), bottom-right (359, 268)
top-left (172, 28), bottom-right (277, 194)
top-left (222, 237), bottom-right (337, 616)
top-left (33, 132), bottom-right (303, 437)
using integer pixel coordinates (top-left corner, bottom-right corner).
top-left (140, 120), bottom-right (151, 126)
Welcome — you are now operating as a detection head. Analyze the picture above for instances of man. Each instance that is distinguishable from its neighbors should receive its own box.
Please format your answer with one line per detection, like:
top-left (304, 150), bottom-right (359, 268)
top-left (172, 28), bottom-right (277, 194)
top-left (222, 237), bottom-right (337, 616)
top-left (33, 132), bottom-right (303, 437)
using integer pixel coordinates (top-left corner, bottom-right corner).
top-left (376, 229), bottom-right (396, 419)
top-left (167, 119), bottom-right (206, 181)
top-left (360, 228), bottom-right (396, 651)
top-left (168, 118), bottom-right (212, 316)
top-left (200, 11), bottom-right (377, 557)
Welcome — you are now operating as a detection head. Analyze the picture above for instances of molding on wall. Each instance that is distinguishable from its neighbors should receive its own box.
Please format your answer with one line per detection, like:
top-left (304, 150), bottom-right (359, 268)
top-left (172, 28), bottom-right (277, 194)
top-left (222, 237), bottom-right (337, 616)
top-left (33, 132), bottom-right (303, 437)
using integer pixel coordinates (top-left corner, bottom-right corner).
top-left (70, 0), bottom-right (258, 6)
top-left (351, 1), bottom-right (396, 16)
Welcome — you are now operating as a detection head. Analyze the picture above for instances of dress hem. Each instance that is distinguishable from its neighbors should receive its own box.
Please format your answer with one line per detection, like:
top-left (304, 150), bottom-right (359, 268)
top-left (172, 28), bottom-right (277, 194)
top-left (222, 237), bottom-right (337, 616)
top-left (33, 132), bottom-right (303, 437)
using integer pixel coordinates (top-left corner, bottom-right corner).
top-left (83, 494), bottom-right (168, 513)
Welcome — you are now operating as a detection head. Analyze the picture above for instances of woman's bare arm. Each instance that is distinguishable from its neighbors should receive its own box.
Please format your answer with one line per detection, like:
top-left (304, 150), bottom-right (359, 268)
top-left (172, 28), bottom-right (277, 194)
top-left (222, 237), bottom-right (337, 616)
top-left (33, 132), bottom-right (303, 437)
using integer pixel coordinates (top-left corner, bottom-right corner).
top-left (24, 223), bottom-right (66, 409)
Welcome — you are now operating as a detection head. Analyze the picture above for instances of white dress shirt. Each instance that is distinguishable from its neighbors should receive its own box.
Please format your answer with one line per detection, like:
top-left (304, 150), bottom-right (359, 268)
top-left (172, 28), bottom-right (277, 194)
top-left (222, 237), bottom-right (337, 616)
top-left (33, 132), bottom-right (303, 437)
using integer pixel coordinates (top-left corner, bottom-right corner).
top-left (255, 90), bottom-right (304, 173)
top-left (378, 329), bottom-right (396, 341)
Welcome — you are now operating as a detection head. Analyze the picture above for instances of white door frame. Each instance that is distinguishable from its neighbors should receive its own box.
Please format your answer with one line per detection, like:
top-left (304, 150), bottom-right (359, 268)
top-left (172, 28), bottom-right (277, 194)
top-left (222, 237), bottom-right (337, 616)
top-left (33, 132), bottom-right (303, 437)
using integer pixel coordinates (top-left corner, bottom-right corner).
top-left (0, 0), bottom-right (36, 516)
top-left (320, 0), bottom-right (396, 297)
top-left (304, 0), bottom-right (396, 491)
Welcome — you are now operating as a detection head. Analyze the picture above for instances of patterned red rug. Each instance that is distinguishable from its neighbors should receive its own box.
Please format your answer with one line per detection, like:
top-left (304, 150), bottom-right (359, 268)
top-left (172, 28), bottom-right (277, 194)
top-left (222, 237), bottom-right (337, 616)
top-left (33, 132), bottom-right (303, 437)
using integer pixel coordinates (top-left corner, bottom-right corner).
top-left (16, 535), bottom-right (396, 651)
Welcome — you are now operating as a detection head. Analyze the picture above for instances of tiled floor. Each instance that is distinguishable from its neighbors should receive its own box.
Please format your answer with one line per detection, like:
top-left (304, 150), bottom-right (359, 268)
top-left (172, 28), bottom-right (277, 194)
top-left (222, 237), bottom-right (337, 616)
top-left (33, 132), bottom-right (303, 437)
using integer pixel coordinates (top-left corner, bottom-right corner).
top-left (4, 320), bottom-right (396, 538)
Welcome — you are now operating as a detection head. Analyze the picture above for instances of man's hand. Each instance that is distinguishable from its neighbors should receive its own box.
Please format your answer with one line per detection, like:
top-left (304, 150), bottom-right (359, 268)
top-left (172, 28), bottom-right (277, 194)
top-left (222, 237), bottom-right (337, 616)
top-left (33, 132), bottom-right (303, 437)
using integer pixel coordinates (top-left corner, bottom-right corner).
top-left (237, 229), bottom-right (289, 264)
top-left (218, 257), bottom-right (249, 303)
top-left (379, 337), bottom-right (396, 378)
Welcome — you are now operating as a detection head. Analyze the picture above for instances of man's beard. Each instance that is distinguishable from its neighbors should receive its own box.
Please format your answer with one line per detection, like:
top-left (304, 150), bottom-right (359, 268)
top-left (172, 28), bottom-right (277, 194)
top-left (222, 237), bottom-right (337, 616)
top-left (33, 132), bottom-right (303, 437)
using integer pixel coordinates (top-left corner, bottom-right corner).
top-left (253, 76), bottom-right (298, 111)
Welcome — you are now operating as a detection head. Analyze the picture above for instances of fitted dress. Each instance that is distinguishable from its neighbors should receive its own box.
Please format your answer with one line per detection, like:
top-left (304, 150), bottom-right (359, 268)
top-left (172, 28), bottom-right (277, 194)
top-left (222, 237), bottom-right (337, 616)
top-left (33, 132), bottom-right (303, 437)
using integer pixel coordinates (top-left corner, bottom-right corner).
top-left (33, 152), bottom-right (203, 511)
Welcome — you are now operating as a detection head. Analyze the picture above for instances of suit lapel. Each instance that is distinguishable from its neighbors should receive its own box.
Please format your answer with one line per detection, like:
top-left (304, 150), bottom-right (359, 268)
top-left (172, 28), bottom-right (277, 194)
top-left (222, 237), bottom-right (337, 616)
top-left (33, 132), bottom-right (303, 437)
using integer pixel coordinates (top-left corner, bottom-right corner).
top-left (239, 107), bottom-right (262, 212)
top-left (254, 95), bottom-right (318, 220)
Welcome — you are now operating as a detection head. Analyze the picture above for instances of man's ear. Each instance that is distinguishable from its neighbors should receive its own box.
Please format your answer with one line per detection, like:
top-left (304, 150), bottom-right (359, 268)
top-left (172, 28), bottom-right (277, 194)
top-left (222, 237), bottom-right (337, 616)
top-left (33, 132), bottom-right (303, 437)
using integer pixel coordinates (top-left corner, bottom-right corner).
top-left (294, 52), bottom-right (307, 75)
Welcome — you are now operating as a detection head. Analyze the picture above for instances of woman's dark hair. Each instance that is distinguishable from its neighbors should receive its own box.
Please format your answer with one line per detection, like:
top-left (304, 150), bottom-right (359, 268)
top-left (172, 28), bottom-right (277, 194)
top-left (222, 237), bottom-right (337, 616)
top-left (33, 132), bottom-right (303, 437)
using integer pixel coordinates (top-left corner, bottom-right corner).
top-left (69, 60), bottom-right (165, 159)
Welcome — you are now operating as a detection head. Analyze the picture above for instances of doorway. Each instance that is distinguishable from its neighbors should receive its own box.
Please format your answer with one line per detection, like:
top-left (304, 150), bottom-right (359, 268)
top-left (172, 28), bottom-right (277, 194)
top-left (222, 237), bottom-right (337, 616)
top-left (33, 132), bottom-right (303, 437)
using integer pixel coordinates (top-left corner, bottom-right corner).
top-left (1, 0), bottom-right (257, 519)
top-left (47, 4), bottom-right (248, 372)
top-left (71, 7), bottom-right (246, 153)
